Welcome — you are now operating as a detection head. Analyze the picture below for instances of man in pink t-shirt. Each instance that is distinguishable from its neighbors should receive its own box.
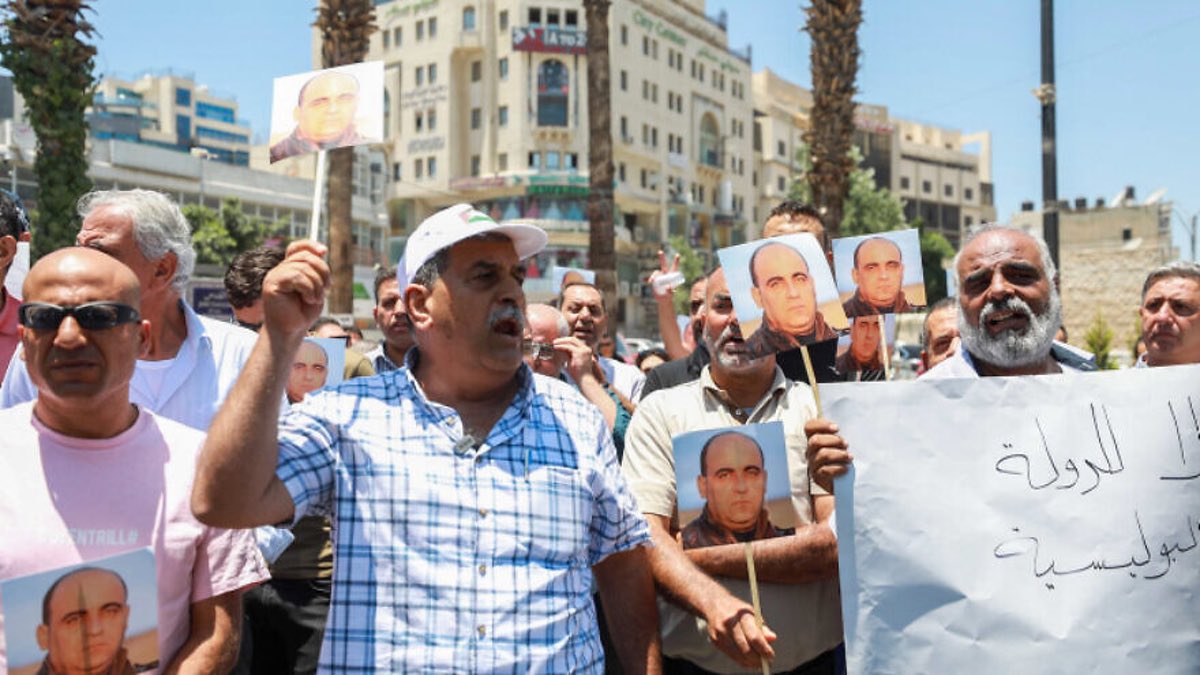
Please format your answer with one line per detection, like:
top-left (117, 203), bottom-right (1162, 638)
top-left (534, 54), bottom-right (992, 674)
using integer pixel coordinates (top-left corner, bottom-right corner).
top-left (0, 248), bottom-right (268, 673)
top-left (0, 189), bottom-right (26, 373)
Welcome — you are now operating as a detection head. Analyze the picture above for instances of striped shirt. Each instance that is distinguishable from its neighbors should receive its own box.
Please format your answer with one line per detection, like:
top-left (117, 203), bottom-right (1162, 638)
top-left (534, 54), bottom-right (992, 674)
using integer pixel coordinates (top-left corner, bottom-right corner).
top-left (276, 354), bottom-right (651, 673)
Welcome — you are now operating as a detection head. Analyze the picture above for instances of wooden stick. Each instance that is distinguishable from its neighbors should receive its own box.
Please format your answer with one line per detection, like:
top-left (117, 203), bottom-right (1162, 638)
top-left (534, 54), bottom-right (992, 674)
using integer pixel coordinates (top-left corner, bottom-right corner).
top-left (800, 344), bottom-right (822, 416)
top-left (879, 326), bottom-right (892, 381)
top-left (744, 542), bottom-right (771, 675)
top-left (308, 150), bottom-right (328, 241)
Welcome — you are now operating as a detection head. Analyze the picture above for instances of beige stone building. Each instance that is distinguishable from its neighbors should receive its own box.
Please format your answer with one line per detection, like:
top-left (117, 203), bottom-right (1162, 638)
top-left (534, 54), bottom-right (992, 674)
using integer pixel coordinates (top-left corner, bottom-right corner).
top-left (1009, 191), bottom-right (1176, 361)
top-left (365, 0), bottom-right (755, 331)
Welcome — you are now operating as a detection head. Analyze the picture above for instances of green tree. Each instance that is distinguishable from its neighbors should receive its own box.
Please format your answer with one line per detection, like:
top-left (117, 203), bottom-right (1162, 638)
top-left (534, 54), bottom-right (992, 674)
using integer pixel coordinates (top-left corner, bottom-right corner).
top-left (184, 199), bottom-right (286, 268)
top-left (667, 235), bottom-right (704, 315)
top-left (917, 221), bottom-right (955, 304)
top-left (1084, 313), bottom-right (1118, 370)
top-left (0, 0), bottom-right (97, 258)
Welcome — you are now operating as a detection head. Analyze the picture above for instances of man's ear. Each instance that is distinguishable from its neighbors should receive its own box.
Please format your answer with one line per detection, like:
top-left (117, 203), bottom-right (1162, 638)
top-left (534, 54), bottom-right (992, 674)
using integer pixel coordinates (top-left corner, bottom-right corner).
top-left (150, 252), bottom-right (178, 293)
top-left (137, 319), bottom-right (151, 358)
top-left (404, 283), bottom-right (434, 331)
top-left (0, 234), bottom-right (15, 270)
top-left (36, 623), bottom-right (48, 650)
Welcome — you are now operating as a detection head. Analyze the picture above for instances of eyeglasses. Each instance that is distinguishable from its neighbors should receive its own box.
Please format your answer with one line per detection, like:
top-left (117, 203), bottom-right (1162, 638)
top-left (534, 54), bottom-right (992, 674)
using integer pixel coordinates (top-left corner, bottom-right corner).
top-left (522, 339), bottom-right (556, 361)
top-left (18, 302), bottom-right (141, 331)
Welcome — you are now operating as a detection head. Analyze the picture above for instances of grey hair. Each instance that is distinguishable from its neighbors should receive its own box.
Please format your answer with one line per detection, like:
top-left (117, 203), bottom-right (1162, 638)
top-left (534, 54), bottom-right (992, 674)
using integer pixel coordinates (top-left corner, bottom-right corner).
top-left (77, 189), bottom-right (197, 293)
top-left (1142, 261), bottom-right (1200, 298)
top-left (953, 223), bottom-right (1057, 287)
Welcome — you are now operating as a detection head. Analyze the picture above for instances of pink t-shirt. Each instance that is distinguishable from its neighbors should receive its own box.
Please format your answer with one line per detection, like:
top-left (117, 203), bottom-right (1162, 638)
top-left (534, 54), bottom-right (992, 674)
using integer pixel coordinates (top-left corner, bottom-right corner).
top-left (0, 403), bottom-right (269, 672)
top-left (0, 289), bottom-right (18, 376)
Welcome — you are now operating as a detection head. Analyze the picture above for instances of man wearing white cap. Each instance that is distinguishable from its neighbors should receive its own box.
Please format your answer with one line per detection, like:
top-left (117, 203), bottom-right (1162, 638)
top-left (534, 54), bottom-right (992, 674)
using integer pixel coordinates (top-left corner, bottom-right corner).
top-left (192, 204), bottom-right (660, 674)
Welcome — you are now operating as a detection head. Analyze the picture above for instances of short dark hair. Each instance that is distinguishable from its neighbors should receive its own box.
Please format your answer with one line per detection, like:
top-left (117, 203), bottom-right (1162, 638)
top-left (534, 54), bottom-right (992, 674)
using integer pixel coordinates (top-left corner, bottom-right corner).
top-left (310, 316), bottom-right (344, 333)
top-left (767, 200), bottom-right (821, 223)
top-left (852, 236), bottom-right (902, 268)
top-left (374, 265), bottom-right (398, 300)
top-left (635, 347), bottom-right (669, 369)
top-left (921, 296), bottom-right (958, 345)
top-left (749, 241), bottom-right (807, 287)
top-left (42, 567), bottom-right (127, 625)
top-left (224, 246), bottom-right (284, 309)
top-left (699, 431), bottom-right (764, 476)
top-left (0, 189), bottom-right (29, 239)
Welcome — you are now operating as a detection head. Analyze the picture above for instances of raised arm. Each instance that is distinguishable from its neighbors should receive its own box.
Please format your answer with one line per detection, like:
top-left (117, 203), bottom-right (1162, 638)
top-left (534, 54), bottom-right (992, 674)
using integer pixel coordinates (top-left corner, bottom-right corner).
top-left (647, 250), bottom-right (688, 360)
top-left (192, 240), bottom-right (330, 528)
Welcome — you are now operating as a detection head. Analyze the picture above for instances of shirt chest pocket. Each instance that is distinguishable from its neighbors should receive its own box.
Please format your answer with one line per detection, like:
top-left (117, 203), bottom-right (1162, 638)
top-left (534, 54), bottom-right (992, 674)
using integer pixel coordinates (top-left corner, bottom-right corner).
top-left (487, 465), bottom-right (593, 568)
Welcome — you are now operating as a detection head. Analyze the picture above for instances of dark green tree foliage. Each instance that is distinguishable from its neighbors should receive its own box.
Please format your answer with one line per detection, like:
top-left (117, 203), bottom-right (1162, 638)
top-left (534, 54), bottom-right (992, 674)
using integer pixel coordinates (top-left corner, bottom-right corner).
top-left (0, 0), bottom-right (97, 258)
top-left (667, 235), bottom-right (705, 316)
top-left (1084, 313), bottom-right (1118, 370)
top-left (185, 199), bottom-right (286, 268)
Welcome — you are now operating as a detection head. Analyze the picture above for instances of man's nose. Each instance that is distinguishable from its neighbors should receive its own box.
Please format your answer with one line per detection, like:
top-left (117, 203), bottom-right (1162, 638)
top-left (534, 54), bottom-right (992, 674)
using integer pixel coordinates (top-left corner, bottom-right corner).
top-left (53, 316), bottom-right (87, 348)
top-left (985, 270), bottom-right (1011, 301)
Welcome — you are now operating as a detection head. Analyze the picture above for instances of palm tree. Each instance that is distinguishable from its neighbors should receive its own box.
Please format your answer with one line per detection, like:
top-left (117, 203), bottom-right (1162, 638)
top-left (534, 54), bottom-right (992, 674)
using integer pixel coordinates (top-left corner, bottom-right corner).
top-left (803, 0), bottom-right (862, 241)
top-left (0, 0), bottom-right (97, 257)
top-left (314, 0), bottom-right (374, 313)
top-left (584, 0), bottom-right (615, 301)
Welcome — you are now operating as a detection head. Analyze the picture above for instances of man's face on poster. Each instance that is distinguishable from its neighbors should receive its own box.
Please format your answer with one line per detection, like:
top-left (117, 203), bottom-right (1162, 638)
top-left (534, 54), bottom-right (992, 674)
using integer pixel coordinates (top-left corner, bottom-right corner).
top-left (852, 238), bottom-right (904, 307)
top-left (295, 72), bottom-right (360, 143)
top-left (697, 433), bottom-right (768, 533)
top-left (287, 340), bottom-right (329, 403)
top-left (750, 243), bottom-right (817, 336)
top-left (850, 315), bottom-right (882, 363)
top-left (37, 569), bottom-right (130, 675)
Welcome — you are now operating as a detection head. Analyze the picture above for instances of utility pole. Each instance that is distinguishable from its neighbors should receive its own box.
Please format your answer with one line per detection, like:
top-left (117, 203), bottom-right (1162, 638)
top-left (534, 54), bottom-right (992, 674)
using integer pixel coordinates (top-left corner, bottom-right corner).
top-left (1034, 0), bottom-right (1059, 266)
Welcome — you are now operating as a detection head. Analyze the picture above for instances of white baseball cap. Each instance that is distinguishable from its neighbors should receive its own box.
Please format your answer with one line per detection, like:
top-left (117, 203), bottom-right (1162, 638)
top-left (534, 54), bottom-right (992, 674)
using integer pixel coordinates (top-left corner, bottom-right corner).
top-left (396, 203), bottom-right (548, 288)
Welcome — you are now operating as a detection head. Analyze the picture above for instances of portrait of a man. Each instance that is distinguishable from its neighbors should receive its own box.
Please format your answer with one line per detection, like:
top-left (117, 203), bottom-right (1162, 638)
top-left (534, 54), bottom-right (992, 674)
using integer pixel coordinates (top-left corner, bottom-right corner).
top-left (679, 430), bottom-right (795, 549)
top-left (743, 241), bottom-right (838, 356)
top-left (835, 315), bottom-right (889, 382)
top-left (833, 229), bottom-right (927, 317)
top-left (287, 339), bottom-right (330, 404)
top-left (36, 567), bottom-right (137, 675)
top-left (268, 63), bottom-right (384, 163)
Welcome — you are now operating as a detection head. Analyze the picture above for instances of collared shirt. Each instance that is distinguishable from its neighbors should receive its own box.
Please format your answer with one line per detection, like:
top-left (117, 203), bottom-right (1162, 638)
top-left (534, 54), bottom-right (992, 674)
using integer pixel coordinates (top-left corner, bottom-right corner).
top-left (0, 300), bottom-right (257, 430)
top-left (921, 341), bottom-right (1095, 379)
top-left (364, 343), bottom-right (403, 373)
top-left (275, 351), bottom-right (651, 673)
top-left (622, 366), bottom-right (842, 673)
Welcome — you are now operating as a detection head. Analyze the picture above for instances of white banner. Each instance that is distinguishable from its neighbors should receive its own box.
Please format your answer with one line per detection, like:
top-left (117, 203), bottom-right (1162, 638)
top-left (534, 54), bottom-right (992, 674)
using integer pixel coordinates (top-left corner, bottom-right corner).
top-left (826, 366), bottom-right (1200, 674)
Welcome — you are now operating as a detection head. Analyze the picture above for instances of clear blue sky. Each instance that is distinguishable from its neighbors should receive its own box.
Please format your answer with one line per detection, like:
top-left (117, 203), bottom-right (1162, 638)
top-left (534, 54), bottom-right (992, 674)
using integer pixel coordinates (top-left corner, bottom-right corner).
top-left (83, 1), bottom-right (1200, 257)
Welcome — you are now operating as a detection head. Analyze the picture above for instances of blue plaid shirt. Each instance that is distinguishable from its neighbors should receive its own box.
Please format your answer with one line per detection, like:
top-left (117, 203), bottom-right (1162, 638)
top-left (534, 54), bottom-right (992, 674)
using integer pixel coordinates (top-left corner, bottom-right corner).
top-left (276, 353), bottom-right (651, 673)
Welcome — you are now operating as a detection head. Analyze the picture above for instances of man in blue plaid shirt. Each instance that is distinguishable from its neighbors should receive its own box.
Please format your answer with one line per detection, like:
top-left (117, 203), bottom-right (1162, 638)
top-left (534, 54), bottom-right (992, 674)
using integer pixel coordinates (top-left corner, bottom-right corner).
top-left (193, 204), bottom-right (660, 673)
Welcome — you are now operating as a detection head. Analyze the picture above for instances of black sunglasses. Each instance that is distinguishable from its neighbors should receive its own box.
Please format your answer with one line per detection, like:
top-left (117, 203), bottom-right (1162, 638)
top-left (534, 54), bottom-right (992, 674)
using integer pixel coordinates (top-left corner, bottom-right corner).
top-left (18, 302), bottom-right (141, 331)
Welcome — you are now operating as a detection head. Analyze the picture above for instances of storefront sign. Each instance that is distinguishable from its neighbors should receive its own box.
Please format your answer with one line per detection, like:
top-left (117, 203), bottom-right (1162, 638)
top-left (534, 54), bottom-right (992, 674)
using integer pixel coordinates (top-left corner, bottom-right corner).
top-left (632, 9), bottom-right (687, 47)
top-left (382, 0), bottom-right (438, 24)
top-left (407, 136), bottom-right (445, 153)
top-left (697, 46), bottom-right (741, 74)
top-left (512, 26), bottom-right (587, 55)
top-left (400, 84), bottom-right (448, 110)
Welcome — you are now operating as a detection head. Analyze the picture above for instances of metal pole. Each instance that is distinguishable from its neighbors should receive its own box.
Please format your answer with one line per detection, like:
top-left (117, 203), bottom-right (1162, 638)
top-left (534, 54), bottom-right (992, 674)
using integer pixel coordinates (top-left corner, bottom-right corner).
top-left (1040, 0), bottom-right (1059, 266)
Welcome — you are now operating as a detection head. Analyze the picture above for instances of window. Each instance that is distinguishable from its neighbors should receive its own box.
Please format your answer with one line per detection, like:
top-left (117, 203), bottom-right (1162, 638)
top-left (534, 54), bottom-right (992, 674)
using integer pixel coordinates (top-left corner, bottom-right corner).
top-left (546, 151), bottom-right (560, 170)
top-left (778, 176), bottom-right (786, 192)
top-left (699, 114), bottom-right (720, 167)
top-left (463, 6), bottom-right (476, 31)
top-left (427, 108), bottom-right (437, 131)
top-left (965, 216), bottom-right (973, 227)
top-left (944, 184), bottom-right (953, 198)
top-left (642, 79), bottom-right (648, 100)
top-left (651, 127), bottom-right (658, 148)
top-left (175, 88), bottom-right (191, 106)
top-left (415, 158), bottom-right (424, 179)
top-left (547, 9), bottom-right (559, 25)
top-left (620, 70), bottom-right (628, 91)
top-left (529, 8), bottom-right (541, 24)
top-left (428, 17), bottom-right (437, 37)
top-left (643, 36), bottom-right (650, 56)
top-left (393, 27), bottom-right (402, 46)
top-left (651, 83), bottom-right (658, 103)
top-left (175, 114), bottom-right (191, 140)
top-left (470, 154), bottom-right (481, 176)
top-left (536, 59), bottom-right (569, 127)
top-left (416, 20), bottom-right (424, 40)
top-left (427, 156), bottom-right (437, 178)
top-left (499, 57), bottom-right (509, 79)
top-left (964, 187), bottom-right (974, 201)
top-left (471, 60), bottom-right (482, 82)
top-left (640, 169), bottom-right (648, 189)
top-left (620, 25), bottom-right (628, 45)
top-left (498, 106), bottom-right (509, 127)
top-left (528, 152), bottom-right (541, 170)
top-left (900, 176), bottom-right (910, 190)
top-left (620, 116), bottom-right (628, 139)
top-left (498, 153), bottom-right (508, 171)
top-left (383, 31), bottom-right (390, 48)
top-left (415, 65), bottom-right (424, 86)
top-left (471, 108), bottom-right (482, 129)
top-left (428, 63), bottom-right (438, 84)
top-left (618, 162), bottom-right (626, 182)
top-left (1122, 227), bottom-right (1133, 241)
top-left (922, 180), bottom-right (932, 194)
top-left (499, 11), bottom-right (508, 30)
top-left (565, 10), bottom-right (577, 27)
top-left (566, 153), bottom-right (578, 170)
top-left (414, 111), bottom-right (424, 132)
top-left (392, 162), bottom-right (402, 181)
top-left (196, 102), bottom-right (235, 123)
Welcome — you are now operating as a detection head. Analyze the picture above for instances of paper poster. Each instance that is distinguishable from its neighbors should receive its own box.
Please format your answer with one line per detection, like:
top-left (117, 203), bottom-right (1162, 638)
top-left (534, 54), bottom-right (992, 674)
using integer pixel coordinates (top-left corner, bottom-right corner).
top-left (4, 241), bottom-right (28, 300)
top-left (718, 233), bottom-right (848, 358)
top-left (269, 62), bottom-right (385, 163)
top-left (826, 365), bottom-right (1200, 674)
top-left (550, 265), bottom-right (595, 293)
top-left (673, 422), bottom-right (796, 549)
top-left (2, 548), bottom-right (158, 675)
top-left (287, 337), bottom-right (346, 404)
top-left (833, 313), bottom-right (896, 382)
top-left (831, 228), bottom-right (926, 318)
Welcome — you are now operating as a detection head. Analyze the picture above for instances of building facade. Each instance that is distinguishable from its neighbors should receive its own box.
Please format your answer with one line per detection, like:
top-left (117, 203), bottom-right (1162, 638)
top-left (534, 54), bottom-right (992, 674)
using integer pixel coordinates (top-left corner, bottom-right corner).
top-left (91, 71), bottom-right (254, 166)
top-left (367, 0), bottom-right (754, 331)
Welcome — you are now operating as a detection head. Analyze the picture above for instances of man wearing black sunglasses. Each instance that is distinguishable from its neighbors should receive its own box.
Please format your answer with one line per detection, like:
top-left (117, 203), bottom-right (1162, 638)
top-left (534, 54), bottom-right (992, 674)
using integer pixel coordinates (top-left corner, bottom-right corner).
top-left (0, 190), bottom-right (258, 431)
top-left (0, 247), bottom-right (266, 674)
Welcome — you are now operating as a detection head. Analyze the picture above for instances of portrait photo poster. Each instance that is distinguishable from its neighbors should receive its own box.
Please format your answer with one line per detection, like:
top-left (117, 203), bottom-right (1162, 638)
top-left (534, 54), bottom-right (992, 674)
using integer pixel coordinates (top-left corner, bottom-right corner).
top-left (673, 422), bottom-right (796, 550)
top-left (2, 548), bottom-right (158, 675)
top-left (831, 228), bottom-right (927, 314)
top-left (268, 61), bottom-right (385, 162)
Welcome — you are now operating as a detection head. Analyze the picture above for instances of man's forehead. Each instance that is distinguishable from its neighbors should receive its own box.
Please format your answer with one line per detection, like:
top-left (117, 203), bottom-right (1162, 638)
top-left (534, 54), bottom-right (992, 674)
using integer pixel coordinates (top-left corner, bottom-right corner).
top-left (710, 435), bottom-right (763, 462)
top-left (1148, 276), bottom-right (1200, 298)
top-left (563, 284), bottom-right (601, 303)
top-left (860, 238), bottom-right (902, 260)
top-left (960, 231), bottom-right (1041, 272)
top-left (756, 243), bottom-right (808, 271)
